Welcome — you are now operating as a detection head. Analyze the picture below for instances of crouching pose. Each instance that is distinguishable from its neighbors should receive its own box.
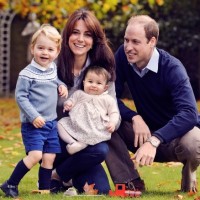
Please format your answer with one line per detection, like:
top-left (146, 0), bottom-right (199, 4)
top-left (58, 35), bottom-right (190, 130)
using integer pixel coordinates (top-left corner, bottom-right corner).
top-left (106, 15), bottom-right (200, 193)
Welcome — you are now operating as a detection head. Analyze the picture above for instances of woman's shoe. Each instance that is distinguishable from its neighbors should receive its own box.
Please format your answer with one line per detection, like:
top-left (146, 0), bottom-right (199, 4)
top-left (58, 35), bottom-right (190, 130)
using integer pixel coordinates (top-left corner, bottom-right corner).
top-left (50, 179), bottom-right (73, 194)
top-left (50, 179), bottom-right (63, 194)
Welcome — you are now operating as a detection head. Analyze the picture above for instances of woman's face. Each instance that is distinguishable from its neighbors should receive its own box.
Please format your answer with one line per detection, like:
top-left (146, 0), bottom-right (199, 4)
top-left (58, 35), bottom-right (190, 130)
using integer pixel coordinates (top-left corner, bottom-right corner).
top-left (69, 19), bottom-right (93, 58)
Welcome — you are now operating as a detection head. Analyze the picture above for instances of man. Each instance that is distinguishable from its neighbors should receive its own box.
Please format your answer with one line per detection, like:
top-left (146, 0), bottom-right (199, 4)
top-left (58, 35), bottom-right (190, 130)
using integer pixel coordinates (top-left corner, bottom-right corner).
top-left (106, 15), bottom-right (200, 193)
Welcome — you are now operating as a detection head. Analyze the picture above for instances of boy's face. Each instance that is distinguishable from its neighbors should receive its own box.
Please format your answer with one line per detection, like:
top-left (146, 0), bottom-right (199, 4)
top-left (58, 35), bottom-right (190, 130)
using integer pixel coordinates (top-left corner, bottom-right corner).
top-left (83, 71), bottom-right (108, 95)
top-left (31, 33), bottom-right (59, 68)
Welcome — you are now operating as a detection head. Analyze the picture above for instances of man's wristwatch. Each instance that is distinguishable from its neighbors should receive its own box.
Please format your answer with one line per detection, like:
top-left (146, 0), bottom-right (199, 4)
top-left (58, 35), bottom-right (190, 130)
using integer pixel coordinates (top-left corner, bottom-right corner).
top-left (146, 136), bottom-right (160, 148)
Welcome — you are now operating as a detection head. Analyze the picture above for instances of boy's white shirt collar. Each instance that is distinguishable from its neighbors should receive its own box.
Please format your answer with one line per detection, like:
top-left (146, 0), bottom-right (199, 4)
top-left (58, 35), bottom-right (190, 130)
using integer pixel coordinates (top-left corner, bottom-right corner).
top-left (31, 59), bottom-right (54, 71)
top-left (130, 48), bottom-right (159, 77)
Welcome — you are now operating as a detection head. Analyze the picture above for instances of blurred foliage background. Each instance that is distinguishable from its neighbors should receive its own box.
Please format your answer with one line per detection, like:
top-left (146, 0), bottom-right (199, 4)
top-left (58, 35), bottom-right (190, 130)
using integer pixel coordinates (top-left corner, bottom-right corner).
top-left (0, 0), bottom-right (164, 31)
top-left (0, 0), bottom-right (200, 98)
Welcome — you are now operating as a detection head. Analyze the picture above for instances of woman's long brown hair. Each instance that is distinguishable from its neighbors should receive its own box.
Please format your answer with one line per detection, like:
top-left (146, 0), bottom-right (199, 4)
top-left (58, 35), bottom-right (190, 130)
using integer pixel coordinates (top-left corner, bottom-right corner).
top-left (57, 8), bottom-right (115, 87)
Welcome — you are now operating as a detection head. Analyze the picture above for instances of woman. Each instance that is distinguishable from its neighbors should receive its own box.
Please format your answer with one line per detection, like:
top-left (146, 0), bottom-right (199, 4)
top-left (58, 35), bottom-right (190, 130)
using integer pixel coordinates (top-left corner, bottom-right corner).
top-left (51, 8), bottom-right (118, 194)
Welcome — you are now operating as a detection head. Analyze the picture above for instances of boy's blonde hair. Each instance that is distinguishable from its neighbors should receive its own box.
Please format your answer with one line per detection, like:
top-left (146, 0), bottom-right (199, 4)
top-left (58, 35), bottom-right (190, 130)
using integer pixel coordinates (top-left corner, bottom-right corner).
top-left (31, 24), bottom-right (62, 50)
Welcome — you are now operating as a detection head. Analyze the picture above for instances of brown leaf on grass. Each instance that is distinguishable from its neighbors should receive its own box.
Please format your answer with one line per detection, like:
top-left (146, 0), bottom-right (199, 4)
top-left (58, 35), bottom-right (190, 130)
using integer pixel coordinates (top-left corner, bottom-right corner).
top-left (0, 135), bottom-right (5, 139)
top-left (152, 171), bottom-right (159, 174)
top-left (2, 147), bottom-right (13, 152)
top-left (15, 133), bottom-right (22, 138)
top-left (83, 182), bottom-right (98, 195)
top-left (2, 147), bottom-right (13, 153)
top-left (5, 127), bottom-right (14, 133)
top-left (174, 194), bottom-right (184, 199)
top-left (32, 190), bottom-right (50, 194)
top-left (187, 190), bottom-right (196, 196)
top-left (3, 121), bottom-right (11, 127)
top-left (151, 162), bottom-right (160, 167)
top-left (9, 163), bottom-right (17, 167)
top-left (165, 162), bottom-right (183, 167)
top-left (194, 196), bottom-right (200, 200)
top-left (11, 151), bottom-right (20, 156)
top-left (14, 143), bottom-right (23, 148)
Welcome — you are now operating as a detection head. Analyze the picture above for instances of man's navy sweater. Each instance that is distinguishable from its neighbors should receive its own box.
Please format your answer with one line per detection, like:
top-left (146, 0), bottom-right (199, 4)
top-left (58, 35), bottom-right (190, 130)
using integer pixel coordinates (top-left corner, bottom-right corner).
top-left (115, 44), bottom-right (200, 143)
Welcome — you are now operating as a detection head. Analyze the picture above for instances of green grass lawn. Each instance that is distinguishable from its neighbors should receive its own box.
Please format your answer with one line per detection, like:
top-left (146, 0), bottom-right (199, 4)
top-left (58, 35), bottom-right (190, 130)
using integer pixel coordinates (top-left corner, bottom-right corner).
top-left (0, 98), bottom-right (200, 200)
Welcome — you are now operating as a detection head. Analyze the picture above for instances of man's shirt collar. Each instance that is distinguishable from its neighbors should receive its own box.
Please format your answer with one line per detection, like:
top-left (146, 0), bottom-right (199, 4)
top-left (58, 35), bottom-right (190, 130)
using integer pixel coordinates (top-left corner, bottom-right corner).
top-left (130, 48), bottom-right (159, 77)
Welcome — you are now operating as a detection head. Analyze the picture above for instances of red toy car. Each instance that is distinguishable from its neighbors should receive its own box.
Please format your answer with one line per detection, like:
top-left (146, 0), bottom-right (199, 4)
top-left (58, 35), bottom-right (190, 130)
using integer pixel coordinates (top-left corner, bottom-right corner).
top-left (109, 184), bottom-right (142, 198)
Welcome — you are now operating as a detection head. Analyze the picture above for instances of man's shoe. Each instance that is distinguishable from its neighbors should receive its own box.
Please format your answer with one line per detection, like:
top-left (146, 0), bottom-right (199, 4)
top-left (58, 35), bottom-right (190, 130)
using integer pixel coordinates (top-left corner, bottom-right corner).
top-left (181, 180), bottom-right (198, 193)
top-left (0, 181), bottom-right (19, 198)
top-left (125, 178), bottom-right (145, 192)
top-left (181, 169), bottom-right (198, 192)
top-left (181, 164), bottom-right (198, 193)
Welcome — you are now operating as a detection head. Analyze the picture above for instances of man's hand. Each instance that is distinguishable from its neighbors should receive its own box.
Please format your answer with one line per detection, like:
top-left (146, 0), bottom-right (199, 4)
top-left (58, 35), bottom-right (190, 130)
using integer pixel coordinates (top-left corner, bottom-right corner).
top-left (132, 115), bottom-right (151, 147)
top-left (132, 142), bottom-right (156, 166)
top-left (58, 85), bottom-right (68, 97)
top-left (33, 116), bottom-right (45, 128)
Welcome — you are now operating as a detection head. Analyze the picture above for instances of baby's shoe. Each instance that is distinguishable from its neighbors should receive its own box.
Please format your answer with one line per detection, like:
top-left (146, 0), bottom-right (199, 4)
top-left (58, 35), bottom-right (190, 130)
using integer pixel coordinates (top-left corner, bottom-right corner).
top-left (66, 142), bottom-right (87, 154)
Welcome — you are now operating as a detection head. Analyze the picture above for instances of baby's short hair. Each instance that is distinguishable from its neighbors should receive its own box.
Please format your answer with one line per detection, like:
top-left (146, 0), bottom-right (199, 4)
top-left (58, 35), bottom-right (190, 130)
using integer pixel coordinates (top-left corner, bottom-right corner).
top-left (84, 65), bottom-right (111, 84)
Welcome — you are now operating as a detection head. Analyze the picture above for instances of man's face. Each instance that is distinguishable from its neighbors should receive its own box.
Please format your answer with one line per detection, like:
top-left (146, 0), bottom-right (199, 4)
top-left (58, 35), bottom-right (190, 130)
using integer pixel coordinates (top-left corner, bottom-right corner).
top-left (124, 23), bottom-right (155, 69)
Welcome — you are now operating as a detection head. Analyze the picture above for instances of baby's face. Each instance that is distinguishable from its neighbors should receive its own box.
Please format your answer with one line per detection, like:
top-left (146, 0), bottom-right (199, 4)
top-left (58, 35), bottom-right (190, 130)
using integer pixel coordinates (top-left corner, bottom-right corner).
top-left (83, 71), bottom-right (108, 95)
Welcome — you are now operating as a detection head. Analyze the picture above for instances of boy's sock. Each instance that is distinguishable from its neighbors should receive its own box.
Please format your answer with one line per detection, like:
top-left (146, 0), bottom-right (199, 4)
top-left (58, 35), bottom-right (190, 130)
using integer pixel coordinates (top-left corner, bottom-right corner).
top-left (38, 166), bottom-right (52, 190)
top-left (7, 159), bottom-right (30, 186)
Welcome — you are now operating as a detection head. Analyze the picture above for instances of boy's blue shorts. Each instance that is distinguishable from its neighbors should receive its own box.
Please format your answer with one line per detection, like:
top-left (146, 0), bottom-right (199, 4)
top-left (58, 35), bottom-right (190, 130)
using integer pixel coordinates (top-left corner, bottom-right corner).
top-left (21, 120), bottom-right (61, 154)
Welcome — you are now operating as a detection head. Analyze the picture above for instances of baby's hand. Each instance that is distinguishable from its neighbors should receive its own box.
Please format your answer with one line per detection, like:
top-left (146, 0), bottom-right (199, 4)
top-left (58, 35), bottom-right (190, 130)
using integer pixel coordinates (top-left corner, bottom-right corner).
top-left (106, 122), bottom-right (115, 133)
top-left (58, 85), bottom-right (68, 97)
top-left (63, 101), bottom-right (73, 112)
top-left (33, 116), bottom-right (45, 128)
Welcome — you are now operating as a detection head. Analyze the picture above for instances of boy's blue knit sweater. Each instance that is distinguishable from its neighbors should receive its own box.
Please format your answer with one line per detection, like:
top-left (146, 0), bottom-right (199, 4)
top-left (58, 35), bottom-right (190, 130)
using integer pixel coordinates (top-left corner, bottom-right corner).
top-left (115, 45), bottom-right (200, 143)
top-left (15, 60), bottom-right (64, 123)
